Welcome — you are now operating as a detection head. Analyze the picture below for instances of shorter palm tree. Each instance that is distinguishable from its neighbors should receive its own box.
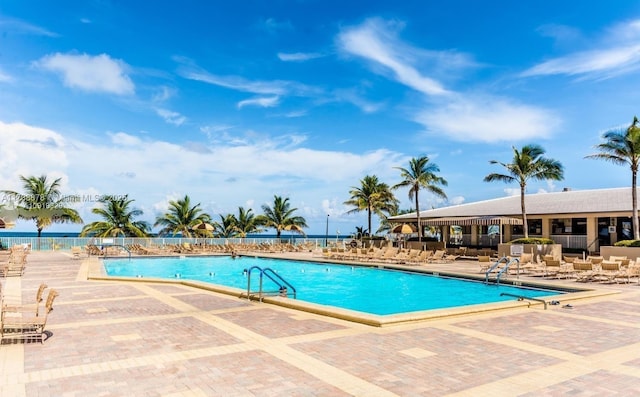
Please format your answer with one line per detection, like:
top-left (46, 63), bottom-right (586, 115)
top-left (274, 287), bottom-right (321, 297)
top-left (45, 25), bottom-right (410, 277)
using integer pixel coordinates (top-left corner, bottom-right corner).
top-left (258, 195), bottom-right (307, 238)
top-left (80, 196), bottom-right (150, 237)
top-left (2, 175), bottom-right (83, 238)
top-left (344, 175), bottom-right (398, 236)
top-left (154, 195), bottom-right (211, 237)
top-left (234, 207), bottom-right (264, 237)
top-left (212, 213), bottom-right (239, 238)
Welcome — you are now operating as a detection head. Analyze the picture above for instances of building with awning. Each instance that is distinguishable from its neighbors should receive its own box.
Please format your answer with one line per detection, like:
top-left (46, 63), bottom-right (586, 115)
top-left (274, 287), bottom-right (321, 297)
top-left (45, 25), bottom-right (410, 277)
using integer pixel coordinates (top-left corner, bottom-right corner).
top-left (387, 187), bottom-right (636, 250)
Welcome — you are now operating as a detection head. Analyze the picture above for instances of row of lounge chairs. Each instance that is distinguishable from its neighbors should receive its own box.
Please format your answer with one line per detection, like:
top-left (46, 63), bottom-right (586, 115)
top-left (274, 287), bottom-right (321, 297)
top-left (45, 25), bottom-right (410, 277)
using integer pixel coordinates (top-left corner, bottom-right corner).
top-left (318, 247), bottom-right (459, 265)
top-left (0, 282), bottom-right (58, 343)
top-left (1, 245), bottom-right (30, 277)
top-left (485, 253), bottom-right (640, 284)
top-left (79, 241), bottom-right (317, 257)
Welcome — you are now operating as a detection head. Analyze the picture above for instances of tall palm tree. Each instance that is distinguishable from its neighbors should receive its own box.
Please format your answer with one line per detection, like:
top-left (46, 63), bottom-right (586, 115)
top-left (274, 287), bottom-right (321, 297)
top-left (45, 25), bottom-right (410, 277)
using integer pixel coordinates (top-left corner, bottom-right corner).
top-left (258, 195), bottom-right (308, 238)
top-left (344, 175), bottom-right (399, 236)
top-left (153, 195), bottom-right (211, 237)
top-left (2, 175), bottom-right (83, 238)
top-left (212, 213), bottom-right (240, 238)
top-left (393, 156), bottom-right (448, 242)
top-left (79, 196), bottom-right (150, 237)
top-left (586, 116), bottom-right (640, 240)
top-left (234, 207), bottom-right (264, 237)
top-left (484, 144), bottom-right (564, 238)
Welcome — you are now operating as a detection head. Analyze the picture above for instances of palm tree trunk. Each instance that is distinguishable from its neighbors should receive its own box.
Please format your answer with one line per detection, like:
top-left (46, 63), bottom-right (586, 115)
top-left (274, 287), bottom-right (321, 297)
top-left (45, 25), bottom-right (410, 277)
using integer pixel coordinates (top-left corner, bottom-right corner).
top-left (415, 193), bottom-right (421, 243)
top-left (520, 184), bottom-right (528, 239)
top-left (367, 206), bottom-right (372, 240)
top-left (633, 171), bottom-right (639, 240)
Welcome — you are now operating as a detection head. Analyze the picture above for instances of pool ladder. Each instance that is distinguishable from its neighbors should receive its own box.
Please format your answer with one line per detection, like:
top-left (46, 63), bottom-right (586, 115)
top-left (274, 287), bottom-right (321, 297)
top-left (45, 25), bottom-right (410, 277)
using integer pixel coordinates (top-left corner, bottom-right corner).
top-left (243, 266), bottom-right (297, 302)
top-left (485, 256), bottom-right (520, 285)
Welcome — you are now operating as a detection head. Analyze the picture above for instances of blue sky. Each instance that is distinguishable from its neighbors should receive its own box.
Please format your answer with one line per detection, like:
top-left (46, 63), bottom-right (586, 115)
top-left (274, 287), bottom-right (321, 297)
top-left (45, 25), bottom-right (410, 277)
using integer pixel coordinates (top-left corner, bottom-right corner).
top-left (2, 1), bottom-right (640, 235)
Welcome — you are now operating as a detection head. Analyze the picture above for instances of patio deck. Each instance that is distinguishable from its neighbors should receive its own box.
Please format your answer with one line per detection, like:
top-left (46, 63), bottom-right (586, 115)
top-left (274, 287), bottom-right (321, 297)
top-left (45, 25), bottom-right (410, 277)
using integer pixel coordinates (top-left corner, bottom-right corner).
top-left (2, 251), bottom-right (640, 396)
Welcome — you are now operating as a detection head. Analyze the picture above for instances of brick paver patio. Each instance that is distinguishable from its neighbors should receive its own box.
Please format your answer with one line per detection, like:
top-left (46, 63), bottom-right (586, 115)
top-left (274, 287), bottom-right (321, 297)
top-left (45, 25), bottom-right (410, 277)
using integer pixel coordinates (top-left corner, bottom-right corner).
top-left (2, 251), bottom-right (640, 396)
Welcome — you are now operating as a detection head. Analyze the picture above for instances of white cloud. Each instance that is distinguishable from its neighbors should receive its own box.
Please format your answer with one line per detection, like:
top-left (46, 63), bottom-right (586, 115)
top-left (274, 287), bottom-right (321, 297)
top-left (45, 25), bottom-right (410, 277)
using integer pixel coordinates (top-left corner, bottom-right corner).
top-left (155, 108), bottom-right (187, 125)
top-left (523, 19), bottom-right (640, 80)
top-left (0, 121), bottom-right (69, 191)
top-left (108, 131), bottom-right (142, 146)
top-left (338, 18), bottom-right (451, 96)
top-left (415, 95), bottom-right (560, 143)
top-left (0, 17), bottom-right (58, 37)
top-left (36, 53), bottom-right (135, 95)
top-left (277, 52), bottom-right (324, 62)
top-left (0, 119), bottom-right (403, 233)
top-left (237, 96), bottom-right (280, 109)
top-left (178, 66), bottom-right (288, 95)
top-left (521, 44), bottom-right (640, 79)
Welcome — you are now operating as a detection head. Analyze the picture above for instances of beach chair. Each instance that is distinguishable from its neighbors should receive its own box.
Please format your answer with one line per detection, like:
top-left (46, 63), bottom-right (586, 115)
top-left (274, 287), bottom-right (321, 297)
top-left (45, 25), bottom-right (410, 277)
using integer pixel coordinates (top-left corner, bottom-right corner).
top-left (478, 256), bottom-right (492, 273)
top-left (1, 289), bottom-right (59, 344)
top-left (2, 283), bottom-right (48, 317)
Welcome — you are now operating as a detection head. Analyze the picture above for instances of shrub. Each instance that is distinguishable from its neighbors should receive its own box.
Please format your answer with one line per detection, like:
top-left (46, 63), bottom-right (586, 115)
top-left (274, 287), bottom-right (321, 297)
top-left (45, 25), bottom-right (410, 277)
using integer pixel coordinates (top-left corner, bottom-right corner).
top-left (614, 239), bottom-right (640, 247)
top-left (509, 237), bottom-right (555, 245)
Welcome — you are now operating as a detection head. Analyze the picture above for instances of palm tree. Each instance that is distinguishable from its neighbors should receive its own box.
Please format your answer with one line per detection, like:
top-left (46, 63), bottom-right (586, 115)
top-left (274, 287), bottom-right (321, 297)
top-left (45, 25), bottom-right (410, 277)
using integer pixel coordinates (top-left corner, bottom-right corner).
top-left (234, 207), bottom-right (264, 237)
top-left (344, 175), bottom-right (399, 236)
top-left (153, 195), bottom-right (211, 237)
top-left (258, 195), bottom-right (308, 238)
top-left (586, 117), bottom-right (640, 240)
top-left (393, 156), bottom-right (448, 242)
top-left (2, 175), bottom-right (83, 238)
top-left (484, 145), bottom-right (564, 238)
top-left (79, 196), bottom-right (150, 237)
top-left (212, 213), bottom-right (240, 238)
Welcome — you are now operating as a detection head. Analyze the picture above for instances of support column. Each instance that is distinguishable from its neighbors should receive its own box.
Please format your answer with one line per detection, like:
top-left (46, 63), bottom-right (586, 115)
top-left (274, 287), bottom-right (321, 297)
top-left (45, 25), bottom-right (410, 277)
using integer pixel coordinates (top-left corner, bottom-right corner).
top-left (586, 217), bottom-right (598, 253)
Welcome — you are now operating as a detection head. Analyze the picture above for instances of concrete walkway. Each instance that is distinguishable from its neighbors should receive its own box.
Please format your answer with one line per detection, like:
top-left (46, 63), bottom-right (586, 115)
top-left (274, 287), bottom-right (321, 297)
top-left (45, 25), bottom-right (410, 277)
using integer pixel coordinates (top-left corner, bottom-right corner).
top-left (2, 251), bottom-right (640, 396)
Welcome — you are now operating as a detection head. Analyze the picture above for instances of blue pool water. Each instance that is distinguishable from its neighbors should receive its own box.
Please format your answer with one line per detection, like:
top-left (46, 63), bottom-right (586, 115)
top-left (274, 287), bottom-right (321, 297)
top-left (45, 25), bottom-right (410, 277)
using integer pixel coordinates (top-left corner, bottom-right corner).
top-left (104, 256), bottom-right (563, 316)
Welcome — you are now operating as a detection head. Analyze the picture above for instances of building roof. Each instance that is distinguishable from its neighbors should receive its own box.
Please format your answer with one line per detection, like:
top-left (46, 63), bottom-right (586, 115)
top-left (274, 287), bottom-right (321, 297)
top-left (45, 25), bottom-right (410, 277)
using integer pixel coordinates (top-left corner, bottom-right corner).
top-left (389, 187), bottom-right (635, 222)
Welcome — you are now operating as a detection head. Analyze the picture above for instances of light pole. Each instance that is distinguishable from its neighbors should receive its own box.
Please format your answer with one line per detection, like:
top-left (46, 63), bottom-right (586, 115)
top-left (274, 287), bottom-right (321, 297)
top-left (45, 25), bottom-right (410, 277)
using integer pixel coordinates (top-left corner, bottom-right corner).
top-left (325, 214), bottom-right (329, 247)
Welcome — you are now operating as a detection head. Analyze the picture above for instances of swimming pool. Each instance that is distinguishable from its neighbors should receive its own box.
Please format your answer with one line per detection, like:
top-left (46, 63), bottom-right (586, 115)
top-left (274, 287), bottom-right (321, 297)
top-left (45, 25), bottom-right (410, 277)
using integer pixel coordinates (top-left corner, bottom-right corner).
top-left (103, 256), bottom-right (566, 316)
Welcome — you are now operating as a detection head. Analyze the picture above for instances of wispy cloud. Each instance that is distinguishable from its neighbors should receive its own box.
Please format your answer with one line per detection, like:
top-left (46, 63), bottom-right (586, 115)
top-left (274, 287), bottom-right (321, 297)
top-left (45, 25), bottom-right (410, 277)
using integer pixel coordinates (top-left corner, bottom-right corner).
top-left (523, 19), bottom-right (640, 80)
top-left (333, 89), bottom-right (384, 113)
top-left (338, 18), bottom-right (451, 96)
top-left (36, 53), bottom-right (135, 95)
top-left (0, 17), bottom-right (58, 37)
top-left (415, 95), bottom-right (560, 143)
top-left (155, 108), bottom-right (187, 125)
top-left (277, 52), bottom-right (324, 62)
top-left (0, 68), bottom-right (12, 83)
top-left (237, 96), bottom-right (280, 109)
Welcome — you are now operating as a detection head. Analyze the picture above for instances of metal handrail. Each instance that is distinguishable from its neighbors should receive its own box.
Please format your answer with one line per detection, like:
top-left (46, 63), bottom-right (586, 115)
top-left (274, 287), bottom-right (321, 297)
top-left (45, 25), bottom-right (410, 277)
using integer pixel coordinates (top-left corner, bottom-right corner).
top-left (102, 244), bottom-right (131, 260)
top-left (495, 258), bottom-right (520, 284)
top-left (500, 292), bottom-right (548, 310)
top-left (245, 265), bottom-right (296, 301)
top-left (485, 256), bottom-right (509, 284)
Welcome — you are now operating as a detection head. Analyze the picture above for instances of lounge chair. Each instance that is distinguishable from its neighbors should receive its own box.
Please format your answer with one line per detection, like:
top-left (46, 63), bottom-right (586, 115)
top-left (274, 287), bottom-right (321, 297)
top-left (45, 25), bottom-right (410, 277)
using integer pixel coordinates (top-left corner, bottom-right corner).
top-left (574, 261), bottom-right (597, 282)
top-left (1, 289), bottom-right (59, 344)
top-left (428, 249), bottom-right (447, 263)
top-left (614, 262), bottom-right (640, 284)
top-left (70, 246), bottom-right (83, 259)
top-left (478, 256), bottom-right (492, 273)
top-left (2, 283), bottom-right (48, 317)
top-left (595, 261), bottom-right (623, 283)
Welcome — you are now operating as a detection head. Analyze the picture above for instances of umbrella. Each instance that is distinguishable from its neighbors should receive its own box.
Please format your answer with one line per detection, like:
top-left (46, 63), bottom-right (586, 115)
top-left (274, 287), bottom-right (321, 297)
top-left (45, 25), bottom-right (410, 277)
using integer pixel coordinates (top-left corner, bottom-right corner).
top-left (192, 222), bottom-right (214, 232)
top-left (391, 224), bottom-right (416, 234)
top-left (284, 224), bottom-right (305, 233)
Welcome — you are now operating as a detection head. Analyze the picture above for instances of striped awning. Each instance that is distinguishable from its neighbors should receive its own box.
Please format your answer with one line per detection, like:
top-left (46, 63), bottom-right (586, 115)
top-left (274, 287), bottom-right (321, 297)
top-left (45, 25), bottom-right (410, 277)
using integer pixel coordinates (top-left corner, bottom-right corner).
top-left (421, 216), bottom-right (523, 226)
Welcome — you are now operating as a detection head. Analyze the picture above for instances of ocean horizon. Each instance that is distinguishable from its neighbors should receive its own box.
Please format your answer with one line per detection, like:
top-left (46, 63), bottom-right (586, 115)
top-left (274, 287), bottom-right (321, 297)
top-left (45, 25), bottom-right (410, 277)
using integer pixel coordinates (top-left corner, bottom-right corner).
top-left (0, 231), bottom-right (347, 239)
